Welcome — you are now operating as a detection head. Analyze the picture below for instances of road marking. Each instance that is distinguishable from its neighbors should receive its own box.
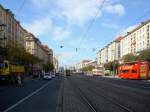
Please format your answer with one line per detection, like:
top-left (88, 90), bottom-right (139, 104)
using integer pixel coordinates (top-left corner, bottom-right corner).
top-left (3, 81), bottom-right (51, 112)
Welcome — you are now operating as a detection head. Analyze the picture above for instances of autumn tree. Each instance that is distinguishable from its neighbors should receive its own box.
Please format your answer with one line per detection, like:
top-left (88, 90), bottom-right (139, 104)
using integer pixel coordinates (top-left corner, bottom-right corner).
top-left (122, 53), bottom-right (137, 62)
top-left (137, 49), bottom-right (150, 61)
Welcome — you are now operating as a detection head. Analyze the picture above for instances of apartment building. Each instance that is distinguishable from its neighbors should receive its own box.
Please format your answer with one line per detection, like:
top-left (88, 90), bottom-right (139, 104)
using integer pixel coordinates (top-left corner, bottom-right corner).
top-left (97, 46), bottom-right (108, 65)
top-left (97, 19), bottom-right (150, 65)
top-left (0, 5), bottom-right (27, 48)
top-left (25, 33), bottom-right (53, 64)
top-left (107, 42), bottom-right (116, 62)
top-left (75, 60), bottom-right (92, 71)
top-left (53, 56), bottom-right (59, 73)
top-left (120, 19), bottom-right (150, 57)
top-left (43, 45), bottom-right (53, 64)
top-left (85, 60), bottom-right (97, 67)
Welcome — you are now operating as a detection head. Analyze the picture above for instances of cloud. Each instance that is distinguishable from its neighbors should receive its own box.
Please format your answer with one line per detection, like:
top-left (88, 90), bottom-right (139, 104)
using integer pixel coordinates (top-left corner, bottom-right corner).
top-left (59, 51), bottom-right (78, 66)
top-left (23, 16), bottom-right (52, 36)
top-left (31, 0), bottom-right (126, 26)
top-left (101, 22), bottom-right (120, 29)
top-left (104, 4), bottom-right (125, 16)
top-left (31, 0), bottom-right (55, 9)
top-left (23, 16), bottom-right (71, 41)
top-left (56, 0), bottom-right (103, 25)
top-left (52, 26), bottom-right (71, 41)
top-left (60, 51), bottom-right (76, 59)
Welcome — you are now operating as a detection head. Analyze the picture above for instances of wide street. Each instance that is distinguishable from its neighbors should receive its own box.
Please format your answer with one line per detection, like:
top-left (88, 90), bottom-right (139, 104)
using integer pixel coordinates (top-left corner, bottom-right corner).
top-left (0, 75), bottom-right (63, 112)
top-left (0, 74), bottom-right (150, 112)
top-left (63, 75), bottom-right (150, 112)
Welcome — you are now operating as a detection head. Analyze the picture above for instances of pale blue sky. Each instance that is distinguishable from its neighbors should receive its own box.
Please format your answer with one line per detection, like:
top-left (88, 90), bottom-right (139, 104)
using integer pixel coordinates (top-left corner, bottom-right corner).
top-left (0, 0), bottom-right (150, 66)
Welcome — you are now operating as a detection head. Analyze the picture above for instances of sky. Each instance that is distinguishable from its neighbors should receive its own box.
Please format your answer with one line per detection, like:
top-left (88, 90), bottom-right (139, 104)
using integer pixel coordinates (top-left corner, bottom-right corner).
top-left (0, 0), bottom-right (150, 67)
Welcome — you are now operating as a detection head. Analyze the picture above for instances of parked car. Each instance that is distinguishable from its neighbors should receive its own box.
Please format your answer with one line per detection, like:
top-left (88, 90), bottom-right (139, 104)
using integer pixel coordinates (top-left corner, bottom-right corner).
top-left (51, 73), bottom-right (56, 78)
top-left (43, 72), bottom-right (52, 80)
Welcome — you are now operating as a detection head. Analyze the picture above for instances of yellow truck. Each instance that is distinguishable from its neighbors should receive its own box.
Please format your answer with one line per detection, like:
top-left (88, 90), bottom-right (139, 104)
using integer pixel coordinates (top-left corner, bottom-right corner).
top-left (0, 60), bottom-right (25, 84)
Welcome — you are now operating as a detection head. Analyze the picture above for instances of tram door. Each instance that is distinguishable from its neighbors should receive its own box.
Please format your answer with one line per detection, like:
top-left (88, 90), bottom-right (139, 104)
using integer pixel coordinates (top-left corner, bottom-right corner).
top-left (140, 64), bottom-right (147, 79)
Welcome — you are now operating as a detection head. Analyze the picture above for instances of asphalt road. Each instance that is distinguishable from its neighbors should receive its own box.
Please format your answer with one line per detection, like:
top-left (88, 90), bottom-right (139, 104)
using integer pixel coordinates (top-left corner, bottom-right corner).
top-left (1, 74), bottom-right (150, 112)
top-left (64, 75), bottom-right (150, 112)
top-left (0, 75), bottom-right (63, 112)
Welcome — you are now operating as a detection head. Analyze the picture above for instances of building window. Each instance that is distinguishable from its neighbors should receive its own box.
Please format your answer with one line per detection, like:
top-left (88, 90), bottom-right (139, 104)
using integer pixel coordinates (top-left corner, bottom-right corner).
top-left (0, 11), bottom-right (2, 17)
top-left (147, 25), bottom-right (149, 31)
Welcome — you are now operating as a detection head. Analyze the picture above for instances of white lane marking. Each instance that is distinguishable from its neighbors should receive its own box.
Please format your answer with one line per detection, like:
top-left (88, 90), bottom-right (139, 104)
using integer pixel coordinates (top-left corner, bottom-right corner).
top-left (3, 81), bottom-right (51, 112)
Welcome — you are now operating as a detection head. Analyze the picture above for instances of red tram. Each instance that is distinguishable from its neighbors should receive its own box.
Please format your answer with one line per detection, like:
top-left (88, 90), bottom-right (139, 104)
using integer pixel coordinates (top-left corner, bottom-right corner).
top-left (118, 61), bottom-right (149, 80)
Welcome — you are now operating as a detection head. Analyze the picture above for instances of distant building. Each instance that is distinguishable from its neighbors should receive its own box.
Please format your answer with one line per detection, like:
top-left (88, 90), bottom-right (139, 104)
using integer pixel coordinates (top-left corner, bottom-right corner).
top-left (43, 45), bottom-right (53, 64)
top-left (53, 56), bottom-right (59, 73)
top-left (75, 60), bottom-right (92, 72)
top-left (97, 46), bottom-right (108, 65)
top-left (85, 60), bottom-right (97, 67)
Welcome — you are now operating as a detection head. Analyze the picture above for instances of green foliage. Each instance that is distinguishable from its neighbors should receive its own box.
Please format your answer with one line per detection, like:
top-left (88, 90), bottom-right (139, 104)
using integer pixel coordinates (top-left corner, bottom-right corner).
top-left (122, 53), bottom-right (137, 62)
top-left (82, 65), bottom-right (94, 72)
top-left (0, 47), bottom-right (8, 59)
top-left (104, 60), bottom-right (119, 71)
top-left (65, 69), bottom-right (71, 76)
top-left (0, 44), bottom-right (41, 66)
top-left (137, 49), bottom-right (150, 61)
top-left (122, 50), bottom-right (150, 63)
top-left (43, 63), bottom-right (54, 71)
top-left (104, 62), bottom-right (113, 70)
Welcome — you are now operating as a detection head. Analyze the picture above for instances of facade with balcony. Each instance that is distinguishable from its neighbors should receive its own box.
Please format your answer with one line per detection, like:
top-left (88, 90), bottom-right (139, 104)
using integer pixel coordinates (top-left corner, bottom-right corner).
top-left (97, 19), bottom-right (150, 65)
top-left (120, 20), bottom-right (150, 57)
top-left (25, 33), bottom-right (53, 65)
top-left (0, 5), bottom-right (27, 48)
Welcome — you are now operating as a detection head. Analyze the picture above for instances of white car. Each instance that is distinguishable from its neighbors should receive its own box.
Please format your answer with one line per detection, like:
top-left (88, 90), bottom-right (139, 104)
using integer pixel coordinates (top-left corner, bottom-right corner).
top-left (43, 72), bottom-right (52, 80)
top-left (51, 73), bottom-right (56, 78)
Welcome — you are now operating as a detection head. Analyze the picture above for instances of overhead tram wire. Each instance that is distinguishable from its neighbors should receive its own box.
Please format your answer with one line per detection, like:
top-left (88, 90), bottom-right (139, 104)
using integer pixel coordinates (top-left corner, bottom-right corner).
top-left (16, 0), bottom-right (26, 15)
top-left (87, 8), bottom-right (150, 63)
top-left (74, 0), bottom-right (106, 57)
top-left (66, 0), bottom-right (106, 66)
top-left (117, 9), bottom-right (150, 36)
top-left (71, 2), bottom-right (150, 66)
top-left (77, 0), bottom-right (106, 50)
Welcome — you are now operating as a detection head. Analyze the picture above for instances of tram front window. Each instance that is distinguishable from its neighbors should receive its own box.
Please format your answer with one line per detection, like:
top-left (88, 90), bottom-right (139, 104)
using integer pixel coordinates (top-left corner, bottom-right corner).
top-left (132, 70), bottom-right (137, 73)
top-left (121, 70), bottom-right (129, 73)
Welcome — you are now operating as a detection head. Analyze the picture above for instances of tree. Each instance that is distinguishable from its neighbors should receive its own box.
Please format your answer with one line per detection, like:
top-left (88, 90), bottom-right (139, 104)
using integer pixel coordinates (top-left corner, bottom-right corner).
top-left (104, 60), bottom-right (119, 74)
top-left (137, 49), bottom-right (150, 61)
top-left (122, 53), bottom-right (137, 62)
top-left (82, 65), bottom-right (94, 72)
top-left (104, 62), bottom-right (113, 71)
top-left (43, 63), bottom-right (54, 72)
top-left (0, 47), bottom-right (8, 60)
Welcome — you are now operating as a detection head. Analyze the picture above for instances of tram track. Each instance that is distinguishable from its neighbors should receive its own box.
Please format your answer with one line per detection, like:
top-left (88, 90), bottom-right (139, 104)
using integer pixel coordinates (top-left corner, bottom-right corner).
top-left (69, 75), bottom-right (147, 112)
top-left (85, 83), bottom-right (134, 112)
top-left (68, 77), bottom-right (99, 112)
